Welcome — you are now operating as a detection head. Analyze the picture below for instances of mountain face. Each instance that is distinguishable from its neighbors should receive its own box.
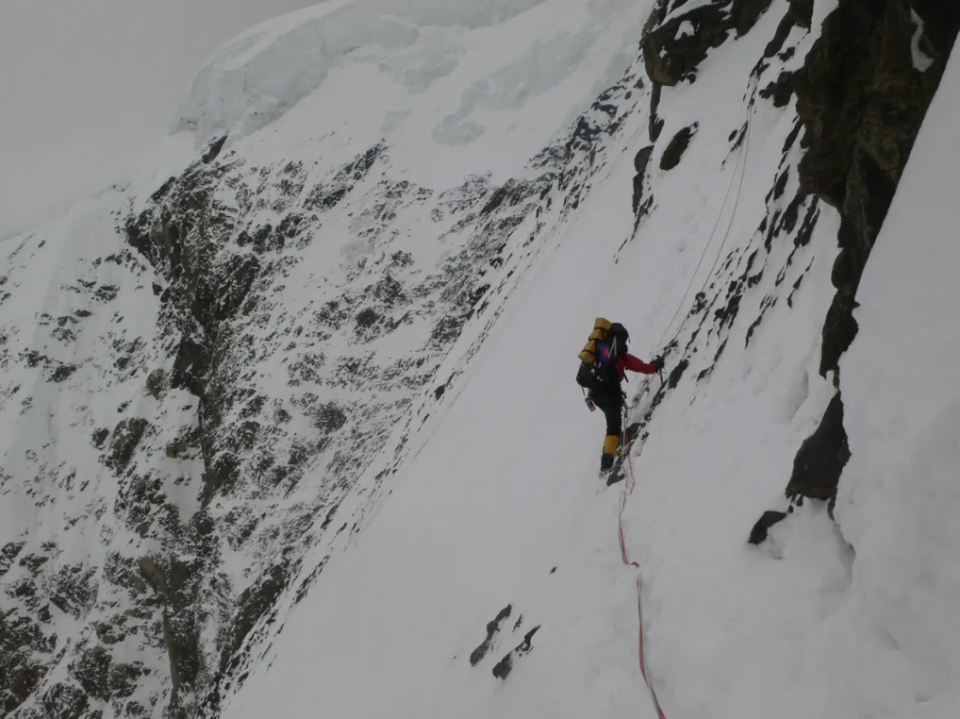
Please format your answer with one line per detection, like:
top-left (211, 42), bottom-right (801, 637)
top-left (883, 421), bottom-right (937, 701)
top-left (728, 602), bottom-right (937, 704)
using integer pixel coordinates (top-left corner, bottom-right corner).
top-left (1, 1), bottom-right (958, 718)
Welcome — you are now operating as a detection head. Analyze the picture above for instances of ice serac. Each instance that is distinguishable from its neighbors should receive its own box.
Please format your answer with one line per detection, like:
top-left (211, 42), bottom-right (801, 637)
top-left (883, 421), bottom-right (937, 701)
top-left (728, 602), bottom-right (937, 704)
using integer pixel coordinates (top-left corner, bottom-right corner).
top-left (171, 0), bottom-right (639, 167)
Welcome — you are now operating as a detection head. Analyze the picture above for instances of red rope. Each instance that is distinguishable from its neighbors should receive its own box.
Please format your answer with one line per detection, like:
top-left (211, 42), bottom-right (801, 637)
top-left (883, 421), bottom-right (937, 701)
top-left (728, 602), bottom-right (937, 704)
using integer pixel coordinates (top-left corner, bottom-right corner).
top-left (626, 86), bottom-right (756, 411)
top-left (615, 82), bottom-right (758, 719)
top-left (618, 415), bottom-right (667, 719)
top-left (655, 123), bottom-right (746, 351)
top-left (693, 95), bottom-right (755, 303)
top-left (657, 87), bottom-right (758, 357)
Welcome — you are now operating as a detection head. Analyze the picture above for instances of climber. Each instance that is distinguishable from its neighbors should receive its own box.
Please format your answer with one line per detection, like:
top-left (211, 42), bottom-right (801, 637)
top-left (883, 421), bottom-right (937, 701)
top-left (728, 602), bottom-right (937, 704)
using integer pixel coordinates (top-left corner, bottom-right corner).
top-left (575, 317), bottom-right (663, 473)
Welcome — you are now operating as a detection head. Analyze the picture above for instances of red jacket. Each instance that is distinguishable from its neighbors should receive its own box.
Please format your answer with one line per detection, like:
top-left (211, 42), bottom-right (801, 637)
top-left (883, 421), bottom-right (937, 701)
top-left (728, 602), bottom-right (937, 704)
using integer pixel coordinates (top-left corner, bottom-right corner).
top-left (616, 353), bottom-right (658, 381)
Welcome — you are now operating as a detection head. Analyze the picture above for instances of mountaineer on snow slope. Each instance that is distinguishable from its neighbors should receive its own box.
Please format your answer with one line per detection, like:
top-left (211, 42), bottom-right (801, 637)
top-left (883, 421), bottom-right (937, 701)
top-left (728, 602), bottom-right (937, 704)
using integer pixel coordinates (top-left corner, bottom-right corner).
top-left (576, 317), bottom-right (664, 475)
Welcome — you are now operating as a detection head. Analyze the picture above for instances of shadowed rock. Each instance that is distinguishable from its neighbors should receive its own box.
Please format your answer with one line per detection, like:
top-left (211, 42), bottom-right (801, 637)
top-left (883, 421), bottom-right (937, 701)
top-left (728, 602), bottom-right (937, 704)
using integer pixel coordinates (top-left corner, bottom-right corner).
top-left (748, 510), bottom-right (788, 545)
top-left (492, 625), bottom-right (541, 680)
top-left (106, 418), bottom-right (150, 473)
top-left (642, 0), bottom-right (774, 87)
top-left (660, 123), bottom-right (698, 170)
top-left (632, 145), bottom-right (654, 213)
top-left (469, 605), bottom-right (512, 666)
top-left (786, 392), bottom-right (850, 504)
top-left (793, 0), bottom-right (960, 377)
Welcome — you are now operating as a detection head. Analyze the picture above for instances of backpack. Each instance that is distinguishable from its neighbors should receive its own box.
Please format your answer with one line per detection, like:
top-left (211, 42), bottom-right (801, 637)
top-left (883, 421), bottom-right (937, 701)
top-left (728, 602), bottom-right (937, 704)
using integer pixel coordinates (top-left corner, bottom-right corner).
top-left (575, 317), bottom-right (630, 393)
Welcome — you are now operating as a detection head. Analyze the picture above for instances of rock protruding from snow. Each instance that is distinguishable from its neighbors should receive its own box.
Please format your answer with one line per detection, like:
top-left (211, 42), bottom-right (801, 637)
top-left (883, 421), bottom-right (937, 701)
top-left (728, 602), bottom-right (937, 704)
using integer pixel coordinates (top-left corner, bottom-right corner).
top-left (836, 43), bottom-right (960, 717)
top-left (491, 626), bottom-right (540, 680)
top-left (793, 0), bottom-right (960, 377)
top-left (631, 144), bottom-right (655, 217)
top-left (784, 391), bottom-right (850, 508)
top-left (659, 122), bottom-right (698, 170)
top-left (468, 604), bottom-right (512, 666)
top-left (747, 509), bottom-right (788, 545)
top-left (641, 0), bottom-right (774, 87)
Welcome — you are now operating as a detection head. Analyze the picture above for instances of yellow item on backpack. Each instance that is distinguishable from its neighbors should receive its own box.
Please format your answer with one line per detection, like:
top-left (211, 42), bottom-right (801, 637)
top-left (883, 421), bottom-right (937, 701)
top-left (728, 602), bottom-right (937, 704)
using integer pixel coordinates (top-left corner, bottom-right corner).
top-left (578, 317), bottom-right (612, 363)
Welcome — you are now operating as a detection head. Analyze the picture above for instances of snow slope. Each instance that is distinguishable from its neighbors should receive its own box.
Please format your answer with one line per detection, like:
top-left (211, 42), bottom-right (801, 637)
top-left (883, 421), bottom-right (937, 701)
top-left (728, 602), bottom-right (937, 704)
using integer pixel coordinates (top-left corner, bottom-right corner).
top-left (2, 0), bottom-right (958, 718)
top-left (217, 2), bottom-right (855, 719)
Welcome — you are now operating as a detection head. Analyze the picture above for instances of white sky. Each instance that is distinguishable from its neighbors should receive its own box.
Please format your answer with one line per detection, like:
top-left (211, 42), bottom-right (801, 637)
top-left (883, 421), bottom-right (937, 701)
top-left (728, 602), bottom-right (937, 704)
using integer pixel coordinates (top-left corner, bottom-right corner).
top-left (0, 0), bottom-right (320, 236)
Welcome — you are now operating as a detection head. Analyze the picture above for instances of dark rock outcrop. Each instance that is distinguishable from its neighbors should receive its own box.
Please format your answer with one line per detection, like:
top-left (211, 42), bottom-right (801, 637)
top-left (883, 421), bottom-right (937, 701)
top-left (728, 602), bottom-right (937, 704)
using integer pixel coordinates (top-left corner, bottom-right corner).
top-left (202, 136), bottom-right (228, 165)
top-left (469, 604), bottom-right (512, 666)
top-left (642, 0), bottom-right (775, 87)
top-left (758, 70), bottom-right (796, 107)
top-left (492, 625), bottom-right (540, 680)
top-left (0, 541), bottom-right (25, 577)
top-left (785, 392), bottom-right (850, 506)
top-left (138, 554), bottom-right (205, 715)
top-left (660, 123), bottom-right (698, 170)
top-left (793, 0), bottom-right (960, 378)
top-left (754, 0), bottom-right (960, 531)
top-left (219, 563), bottom-right (289, 675)
top-left (106, 418), bottom-right (150, 473)
top-left (1, 612), bottom-right (48, 715)
top-left (748, 510), bottom-right (788, 545)
top-left (632, 145), bottom-right (654, 214)
top-left (39, 682), bottom-right (89, 719)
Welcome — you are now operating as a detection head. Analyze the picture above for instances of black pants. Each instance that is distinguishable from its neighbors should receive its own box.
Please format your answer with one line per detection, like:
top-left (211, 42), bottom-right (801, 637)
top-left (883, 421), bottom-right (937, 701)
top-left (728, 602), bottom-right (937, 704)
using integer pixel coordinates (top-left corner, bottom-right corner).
top-left (592, 388), bottom-right (623, 440)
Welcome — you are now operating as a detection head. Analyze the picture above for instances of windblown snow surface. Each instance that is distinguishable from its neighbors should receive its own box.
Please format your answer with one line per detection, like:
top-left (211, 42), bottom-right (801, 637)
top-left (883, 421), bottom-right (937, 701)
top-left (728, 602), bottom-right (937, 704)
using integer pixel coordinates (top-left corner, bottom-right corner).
top-left (1, 0), bottom-right (958, 718)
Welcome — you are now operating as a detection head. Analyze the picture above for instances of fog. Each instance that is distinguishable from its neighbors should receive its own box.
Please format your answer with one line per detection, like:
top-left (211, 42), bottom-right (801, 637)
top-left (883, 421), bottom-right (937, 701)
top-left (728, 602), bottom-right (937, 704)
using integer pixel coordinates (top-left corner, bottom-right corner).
top-left (0, 0), bottom-right (320, 235)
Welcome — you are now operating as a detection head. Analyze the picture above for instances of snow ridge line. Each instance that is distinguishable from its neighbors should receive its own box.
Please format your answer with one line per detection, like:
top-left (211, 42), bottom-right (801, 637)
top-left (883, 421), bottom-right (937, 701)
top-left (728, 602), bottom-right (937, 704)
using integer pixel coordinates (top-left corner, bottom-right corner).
top-left (618, 413), bottom-right (668, 719)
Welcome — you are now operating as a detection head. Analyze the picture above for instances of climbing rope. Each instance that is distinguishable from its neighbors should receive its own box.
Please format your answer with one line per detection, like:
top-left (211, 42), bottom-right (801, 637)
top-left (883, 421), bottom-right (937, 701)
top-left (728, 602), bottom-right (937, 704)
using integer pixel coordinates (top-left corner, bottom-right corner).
top-left (656, 82), bottom-right (759, 357)
top-left (615, 79), bottom-right (759, 719)
top-left (625, 81), bottom-right (758, 414)
top-left (618, 413), bottom-right (668, 719)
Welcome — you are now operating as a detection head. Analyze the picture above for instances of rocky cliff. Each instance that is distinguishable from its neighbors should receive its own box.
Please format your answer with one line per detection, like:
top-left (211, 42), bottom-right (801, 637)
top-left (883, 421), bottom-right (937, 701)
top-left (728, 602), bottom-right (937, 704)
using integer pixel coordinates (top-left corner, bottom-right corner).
top-left (628, 0), bottom-right (959, 528)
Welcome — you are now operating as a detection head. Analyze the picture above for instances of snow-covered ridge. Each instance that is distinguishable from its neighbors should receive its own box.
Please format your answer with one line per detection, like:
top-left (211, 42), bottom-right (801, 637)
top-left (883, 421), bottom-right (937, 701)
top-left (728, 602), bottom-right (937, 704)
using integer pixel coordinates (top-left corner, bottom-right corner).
top-left (170, 0), bottom-right (645, 185)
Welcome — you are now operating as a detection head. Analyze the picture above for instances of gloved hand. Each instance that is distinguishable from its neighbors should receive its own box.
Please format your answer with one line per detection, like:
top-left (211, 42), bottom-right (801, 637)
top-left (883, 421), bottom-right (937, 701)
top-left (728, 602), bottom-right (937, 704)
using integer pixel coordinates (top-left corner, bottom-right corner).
top-left (651, 355), bottom-right (665, 371)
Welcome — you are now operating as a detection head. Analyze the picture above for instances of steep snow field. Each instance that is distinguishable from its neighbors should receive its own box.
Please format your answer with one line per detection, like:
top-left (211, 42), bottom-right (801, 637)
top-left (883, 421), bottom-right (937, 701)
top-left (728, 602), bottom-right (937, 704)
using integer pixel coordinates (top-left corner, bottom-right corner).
top-left (2, 0), bottom-right (959, 718)
top-left (219, 2), bottom-right (845, 719)
top-left (222, 7), bottom-right (960, 719)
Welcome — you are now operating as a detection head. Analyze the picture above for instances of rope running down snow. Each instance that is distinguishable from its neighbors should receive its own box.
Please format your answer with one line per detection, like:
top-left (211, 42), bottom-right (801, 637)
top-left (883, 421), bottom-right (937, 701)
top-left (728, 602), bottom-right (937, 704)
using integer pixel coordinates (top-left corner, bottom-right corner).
top-left (617, 80), bottom-right (758, 719)
top-left (619, 414), bottom-right (668, 719)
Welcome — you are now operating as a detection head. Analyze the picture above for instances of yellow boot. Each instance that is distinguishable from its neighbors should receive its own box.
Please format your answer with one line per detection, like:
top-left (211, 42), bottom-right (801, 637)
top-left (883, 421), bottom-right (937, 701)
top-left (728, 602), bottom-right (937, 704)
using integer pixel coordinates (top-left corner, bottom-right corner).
top-left (600, 434), bottom-right (619, 471)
